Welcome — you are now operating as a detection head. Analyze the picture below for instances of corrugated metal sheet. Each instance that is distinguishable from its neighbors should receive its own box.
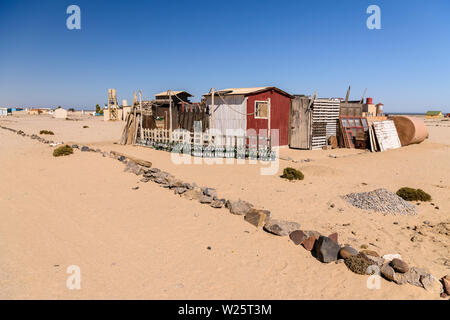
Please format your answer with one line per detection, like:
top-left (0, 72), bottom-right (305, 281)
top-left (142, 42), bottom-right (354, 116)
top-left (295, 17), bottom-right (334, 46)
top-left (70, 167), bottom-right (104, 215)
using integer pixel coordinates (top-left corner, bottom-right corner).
top-left (206, 95), bottom-right (247, 134)
top-left (311, 99), bottom-right (340, 149)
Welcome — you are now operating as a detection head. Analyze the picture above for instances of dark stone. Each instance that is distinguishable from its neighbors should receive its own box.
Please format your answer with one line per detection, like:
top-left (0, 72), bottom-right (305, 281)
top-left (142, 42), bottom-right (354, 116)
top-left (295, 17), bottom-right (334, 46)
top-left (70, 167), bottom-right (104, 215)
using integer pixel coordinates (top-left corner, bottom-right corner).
top-left (81, 146), bottom-right (89, 152)
top-left (380, 264), bottom-right (396, 281)
top-left (390, 258), bottom-right (409, 273)
top-left (313, 236), bottom-right (341, 263)
top-left (289, 230), bottom-right (308, 245)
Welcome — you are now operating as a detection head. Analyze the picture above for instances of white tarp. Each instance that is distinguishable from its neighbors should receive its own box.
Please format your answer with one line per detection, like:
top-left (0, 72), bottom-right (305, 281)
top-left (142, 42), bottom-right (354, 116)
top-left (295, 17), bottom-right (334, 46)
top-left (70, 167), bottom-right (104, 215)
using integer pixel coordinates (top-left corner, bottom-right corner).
top-left (206, 95), bottom-right (247, 135)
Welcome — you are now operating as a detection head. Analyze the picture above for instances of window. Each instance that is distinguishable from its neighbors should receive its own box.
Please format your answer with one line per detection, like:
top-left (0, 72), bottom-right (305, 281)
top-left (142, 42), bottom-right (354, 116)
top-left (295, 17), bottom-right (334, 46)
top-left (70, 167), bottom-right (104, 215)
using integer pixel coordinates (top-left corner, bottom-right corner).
top-left (255, 101), bottom-right (268, 119)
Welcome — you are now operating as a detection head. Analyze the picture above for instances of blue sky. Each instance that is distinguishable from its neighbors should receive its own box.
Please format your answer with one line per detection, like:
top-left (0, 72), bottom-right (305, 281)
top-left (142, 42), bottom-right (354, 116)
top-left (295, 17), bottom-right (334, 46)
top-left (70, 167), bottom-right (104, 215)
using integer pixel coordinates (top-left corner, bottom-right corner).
top-left (0, 0), bottom-right (449, 112)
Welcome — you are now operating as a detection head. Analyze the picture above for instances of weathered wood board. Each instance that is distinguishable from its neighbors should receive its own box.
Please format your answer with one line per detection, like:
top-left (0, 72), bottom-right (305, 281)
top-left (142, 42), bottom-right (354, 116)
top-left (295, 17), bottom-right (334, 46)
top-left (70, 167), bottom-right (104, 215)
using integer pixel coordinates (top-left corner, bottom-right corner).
top-left (372, 120), bottom-right (401, 151)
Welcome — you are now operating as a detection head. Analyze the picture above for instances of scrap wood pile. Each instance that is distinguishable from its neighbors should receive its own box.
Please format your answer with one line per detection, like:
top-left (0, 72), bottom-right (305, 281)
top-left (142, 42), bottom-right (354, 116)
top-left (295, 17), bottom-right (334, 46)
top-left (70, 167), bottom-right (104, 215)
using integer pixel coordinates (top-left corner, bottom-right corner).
top-left (337, 115), bottom-right (428, 152)
top-left (120, 107), bottom-right (155, 145)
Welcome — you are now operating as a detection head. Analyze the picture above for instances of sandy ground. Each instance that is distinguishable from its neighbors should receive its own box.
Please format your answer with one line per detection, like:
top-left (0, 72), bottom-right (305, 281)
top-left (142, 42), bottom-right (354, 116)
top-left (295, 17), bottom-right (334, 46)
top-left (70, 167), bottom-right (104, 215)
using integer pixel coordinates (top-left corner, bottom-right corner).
top-left (0, 113), bottom-right (448, 300)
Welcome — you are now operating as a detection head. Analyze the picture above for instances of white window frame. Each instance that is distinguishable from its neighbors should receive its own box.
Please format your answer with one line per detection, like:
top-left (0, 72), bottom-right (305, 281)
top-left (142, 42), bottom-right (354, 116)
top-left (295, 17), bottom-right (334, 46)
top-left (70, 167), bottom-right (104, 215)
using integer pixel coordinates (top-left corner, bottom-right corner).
top-left (254, 100), bottom-right (269, 119)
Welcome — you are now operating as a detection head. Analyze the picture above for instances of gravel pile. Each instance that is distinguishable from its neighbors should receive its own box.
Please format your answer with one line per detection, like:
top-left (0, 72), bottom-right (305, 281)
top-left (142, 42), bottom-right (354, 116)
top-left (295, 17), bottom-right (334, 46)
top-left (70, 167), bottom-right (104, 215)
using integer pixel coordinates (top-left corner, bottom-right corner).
top-left (343, 188), bottom-right (417, 215)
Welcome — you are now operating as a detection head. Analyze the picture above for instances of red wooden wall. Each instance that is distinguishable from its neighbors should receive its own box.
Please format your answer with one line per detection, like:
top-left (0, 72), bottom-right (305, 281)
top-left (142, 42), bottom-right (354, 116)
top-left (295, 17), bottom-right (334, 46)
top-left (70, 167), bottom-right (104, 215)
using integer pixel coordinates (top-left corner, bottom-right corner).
top-left (246, 90), bottom-right (291, 146)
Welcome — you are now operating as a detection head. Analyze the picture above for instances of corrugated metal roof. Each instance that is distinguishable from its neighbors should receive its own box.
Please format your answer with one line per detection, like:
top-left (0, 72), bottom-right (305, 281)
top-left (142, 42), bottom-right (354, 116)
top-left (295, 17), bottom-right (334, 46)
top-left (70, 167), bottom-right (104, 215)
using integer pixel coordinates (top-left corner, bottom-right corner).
top-left (203, 87), bottom-right (268, 96)
top-left (203, 87), bottom-right (293, 98)
top-left (155, 90), bottom-right (193, 97)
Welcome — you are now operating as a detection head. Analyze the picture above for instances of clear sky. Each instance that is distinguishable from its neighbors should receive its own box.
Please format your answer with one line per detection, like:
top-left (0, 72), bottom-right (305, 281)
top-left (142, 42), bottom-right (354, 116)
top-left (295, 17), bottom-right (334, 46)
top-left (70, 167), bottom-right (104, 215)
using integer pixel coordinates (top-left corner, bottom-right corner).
top-left (0, 0), bottom-right (449, 112)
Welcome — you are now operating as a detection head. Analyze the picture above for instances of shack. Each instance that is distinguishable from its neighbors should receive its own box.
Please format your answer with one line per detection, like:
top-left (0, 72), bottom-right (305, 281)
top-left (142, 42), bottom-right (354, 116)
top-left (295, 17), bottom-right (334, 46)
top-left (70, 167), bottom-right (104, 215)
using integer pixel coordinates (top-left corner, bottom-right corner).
top-left (426, 111), bottom-right (443, 119)
top-left (204, 87), bottom-right (293, 146)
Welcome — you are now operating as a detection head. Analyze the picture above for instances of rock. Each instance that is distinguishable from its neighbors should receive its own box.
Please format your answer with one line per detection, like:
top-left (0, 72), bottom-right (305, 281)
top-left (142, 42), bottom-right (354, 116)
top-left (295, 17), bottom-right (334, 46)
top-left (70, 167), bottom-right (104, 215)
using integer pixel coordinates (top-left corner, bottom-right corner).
top-left (140, 177), bottom-right (150, 183)
top-left (183, 188), bottom-right (203, 201)
top-left (124, 161), bottom-right (143, 175)
top-left (420, 274), bottom-right (443, 294)
top-left (360, 244), bottom-right (368, 249)
top-left (382, 253), bottom-right (402, 262)
top-left (199, 195), bottom-right (213, 204)
top-left (72, 144), bottom-right (79, 149)
top-left (210, 199), bottom-right (224, 208)
top-left (131, 186), bottom-right (139, 190)
top-left (154, 177), bottom-right (168, 185)
top-left (174, 187), bottom-right (187, 195)
top-left (344, 253), bottom-right (371, 275)
top-left (289, 230), bottom-right (308, 245)
top-left (442, 275), bottom-right (450, 295)
top-left (263, 219), bottom-right (300, 237)
top-left (380, 264), bottom-right (396, 282)
top-left (328, 232), bottom-right (338, 244)
top-left (301, 236), bottom-right (317, 251)
top-left (393, 272), bottom-right (408, 285)
top-left (314, 236), bottom-right (341, 263)
top-left (441, 293), bottom-right (448, 299)
top-left (406, 267), bottom-right (428, 287)
top-left (365, 255), bottom-right (385, 268)
top-left (360, 250), bottom-right (379, 257)
top-left (339, 246), bottom-right (358, 259)
top-left (226, 199), bottom-right (253, 215)
top-left (304, 230), bottom-right (322, 239)
top-left (245, 209), bottom-right (270, 228)
top-left (148, 168), bottom-right (161, 174)
top-left (81, 146), bottom-right (89, 152)
top-left (390, 259), bottom-right (409, 273)
top-left (102, 152), bottom-right (110, 157)
top-left (202, 187), bottom-right (217, 198)
top-left (167, 177), bottom-right (184, 188)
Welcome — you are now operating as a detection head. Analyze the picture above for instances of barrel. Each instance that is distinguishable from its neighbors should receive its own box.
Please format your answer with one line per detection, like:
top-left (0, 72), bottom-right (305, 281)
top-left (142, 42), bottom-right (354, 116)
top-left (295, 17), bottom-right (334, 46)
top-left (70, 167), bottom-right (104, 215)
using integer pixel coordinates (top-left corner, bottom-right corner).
top-left (389, 116), bottom-right (428, 146)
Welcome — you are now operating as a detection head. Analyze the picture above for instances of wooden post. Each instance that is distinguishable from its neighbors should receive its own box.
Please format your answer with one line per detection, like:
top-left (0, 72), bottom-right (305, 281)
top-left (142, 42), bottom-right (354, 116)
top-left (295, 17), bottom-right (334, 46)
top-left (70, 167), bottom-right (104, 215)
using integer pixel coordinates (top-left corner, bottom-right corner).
top-left (139, 90), bottom-right (143, 141)
top-left (211, 88), bottom-right (215, 130)
top-left (169, 90), bottom-right (173, 142)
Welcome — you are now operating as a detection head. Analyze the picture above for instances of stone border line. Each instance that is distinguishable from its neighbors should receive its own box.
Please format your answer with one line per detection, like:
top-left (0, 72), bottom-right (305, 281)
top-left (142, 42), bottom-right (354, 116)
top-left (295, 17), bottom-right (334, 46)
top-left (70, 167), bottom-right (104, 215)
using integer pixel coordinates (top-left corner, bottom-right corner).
top-left (1, 125), bottom-right (449, 299)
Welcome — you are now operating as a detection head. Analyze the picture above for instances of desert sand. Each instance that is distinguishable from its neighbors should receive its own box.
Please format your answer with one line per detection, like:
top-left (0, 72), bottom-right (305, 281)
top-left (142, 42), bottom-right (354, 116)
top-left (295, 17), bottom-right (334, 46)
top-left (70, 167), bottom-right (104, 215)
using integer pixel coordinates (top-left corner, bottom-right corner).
top-left (0, 112), bottom-right (448, 299)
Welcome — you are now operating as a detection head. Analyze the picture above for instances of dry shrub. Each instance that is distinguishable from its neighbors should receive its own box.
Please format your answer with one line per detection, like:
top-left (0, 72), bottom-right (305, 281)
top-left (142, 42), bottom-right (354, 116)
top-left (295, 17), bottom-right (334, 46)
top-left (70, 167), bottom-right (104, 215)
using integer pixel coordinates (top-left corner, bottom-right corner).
top-left (53, 145), bottom-right (73, 157)
top-left (281, 167), bottom-right (304, 181)
top-left (396, 187), bottom-right (431, 202)
top-left (40, 130), bottom-right (54, 135)
top-left (344, 253), bottom-right (371, 275)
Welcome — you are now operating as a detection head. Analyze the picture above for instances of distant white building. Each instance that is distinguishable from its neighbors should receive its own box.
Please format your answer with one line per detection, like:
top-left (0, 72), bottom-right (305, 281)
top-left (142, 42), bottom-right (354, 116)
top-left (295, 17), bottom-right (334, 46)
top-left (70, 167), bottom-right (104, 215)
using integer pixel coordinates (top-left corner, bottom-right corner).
top-left (0, 108), bottom-right (8, 117)
top-left (53, 108), bottom-right (68, 119)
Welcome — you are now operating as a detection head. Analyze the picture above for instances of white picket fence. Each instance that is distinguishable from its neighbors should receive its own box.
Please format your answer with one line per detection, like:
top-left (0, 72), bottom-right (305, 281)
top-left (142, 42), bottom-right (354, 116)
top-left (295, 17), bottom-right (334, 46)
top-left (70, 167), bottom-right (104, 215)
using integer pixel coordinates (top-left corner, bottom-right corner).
top-left (139, 128), bottom-right (273, 159)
